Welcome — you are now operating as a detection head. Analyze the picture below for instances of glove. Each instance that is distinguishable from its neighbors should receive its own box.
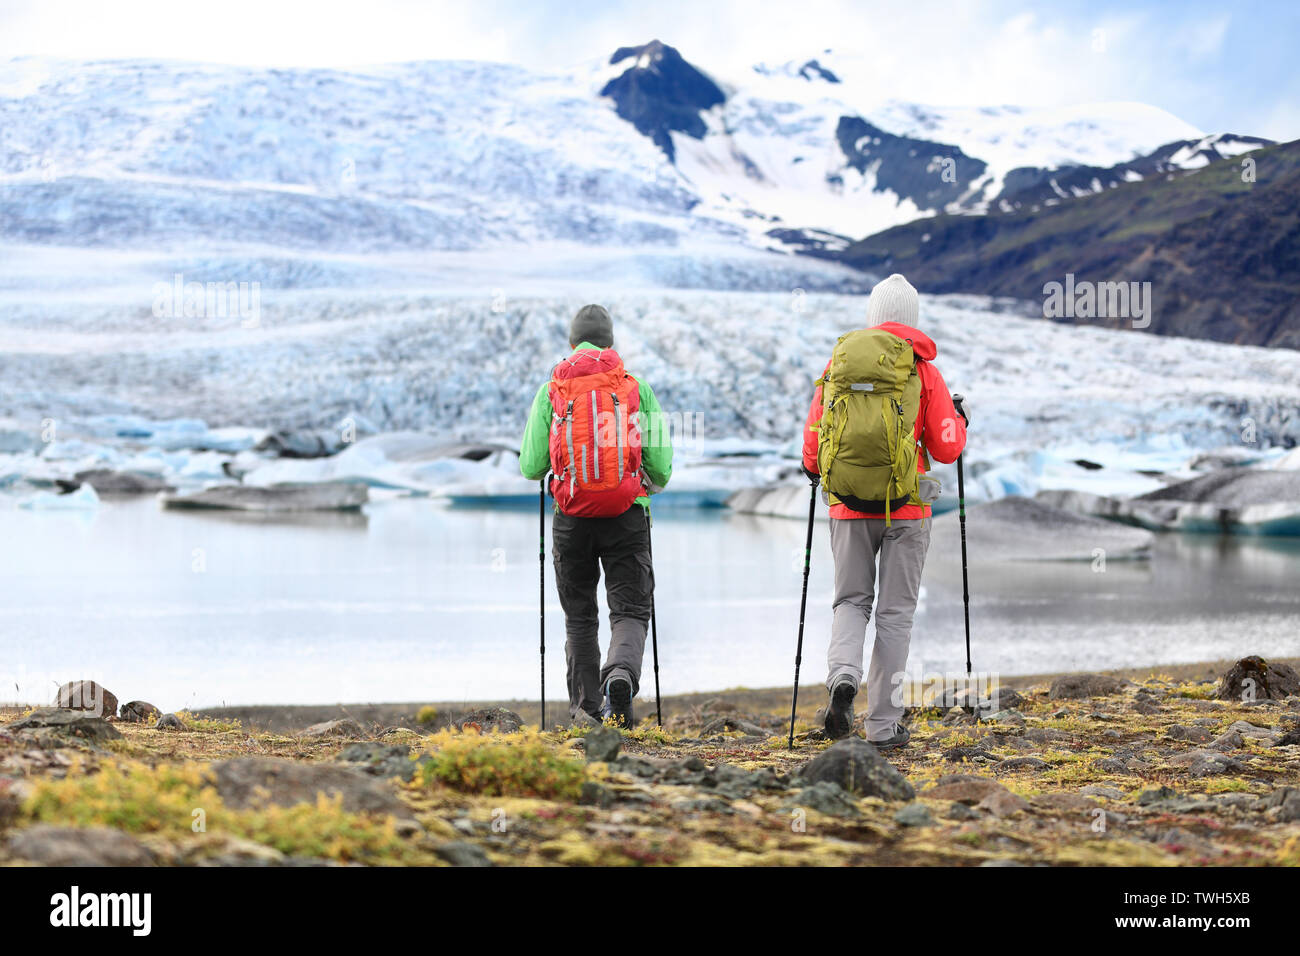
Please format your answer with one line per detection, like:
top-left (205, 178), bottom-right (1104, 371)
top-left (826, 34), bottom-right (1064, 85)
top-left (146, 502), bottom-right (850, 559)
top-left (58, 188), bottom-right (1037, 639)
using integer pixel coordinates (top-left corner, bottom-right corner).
top-left (952, 393), bottom-right (970, 426)
top-left (801, 464), bottom-right (820, 484)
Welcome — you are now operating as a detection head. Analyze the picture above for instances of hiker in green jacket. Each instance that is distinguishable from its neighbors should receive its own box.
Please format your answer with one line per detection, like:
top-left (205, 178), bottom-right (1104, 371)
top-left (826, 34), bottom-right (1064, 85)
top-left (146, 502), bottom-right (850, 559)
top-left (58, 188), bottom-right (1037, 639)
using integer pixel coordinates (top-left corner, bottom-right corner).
top-left (519, 304), bottom-right (673, 727)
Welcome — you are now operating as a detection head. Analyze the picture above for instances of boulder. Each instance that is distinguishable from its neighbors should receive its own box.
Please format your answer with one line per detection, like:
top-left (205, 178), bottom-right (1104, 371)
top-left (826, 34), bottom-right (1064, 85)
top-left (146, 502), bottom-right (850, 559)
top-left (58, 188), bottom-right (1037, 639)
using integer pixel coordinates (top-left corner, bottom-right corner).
top-left (9, 708), bottom-right (121, 742)
top-left (978, 788), bottom-right (1031, 817)
top-left (1217, 656), bottom-right (1300, 701)
top-left (119, 701), bottom-right (162, 723)
top-left (582, 725), bottom-right (622, 763)
top-left (893, 803), bottom-right (934, 827)
top-left (1261, 787), bottom-right (1300, 823)
top-left (52, 680), bottom-right (118, 718)
top-left (1167, 749), bottom-right (1244, 777)
top-left (1049, 674), bottom-right (1126, 699)
top-left (154, 713), bottom-right (185, 730)
top-left (7, 825), bottom-right (154, 866)
top-left (336, 742), bottom-right (420, 782)
top-left (209, 757), bottom-right (412, 817)
top-left (1165, 724), bottom-right (1214, 743)
top-left (453, 708), bottom-right (523, 734)
top-left (700, 715), bottom-right (772, 738)
top-left (923, 774), bottom-right (1009, 804)
top-left (782, 781), bottom-right (861, 818)
top-left (796, 738), bottom-right (915, 801)
top-left (434, 841), bottom-right (492, 867)
top-left (299, 718), bottom-right (366, 740)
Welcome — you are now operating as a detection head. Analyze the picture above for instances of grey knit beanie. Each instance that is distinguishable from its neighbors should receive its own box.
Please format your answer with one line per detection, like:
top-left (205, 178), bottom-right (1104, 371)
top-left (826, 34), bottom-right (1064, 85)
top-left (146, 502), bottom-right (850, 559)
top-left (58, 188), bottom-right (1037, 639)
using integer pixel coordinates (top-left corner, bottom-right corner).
top-left (569, 304), bottom-right (614, 348)
top-left (866, 273), bottom-right (920, 327)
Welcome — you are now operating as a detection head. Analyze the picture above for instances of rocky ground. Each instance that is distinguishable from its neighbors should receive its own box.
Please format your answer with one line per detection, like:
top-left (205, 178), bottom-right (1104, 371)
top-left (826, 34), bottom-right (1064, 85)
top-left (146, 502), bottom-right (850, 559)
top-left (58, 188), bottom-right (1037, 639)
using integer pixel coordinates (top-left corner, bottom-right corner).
top-left (1, 657), bottom-right (1298, 867)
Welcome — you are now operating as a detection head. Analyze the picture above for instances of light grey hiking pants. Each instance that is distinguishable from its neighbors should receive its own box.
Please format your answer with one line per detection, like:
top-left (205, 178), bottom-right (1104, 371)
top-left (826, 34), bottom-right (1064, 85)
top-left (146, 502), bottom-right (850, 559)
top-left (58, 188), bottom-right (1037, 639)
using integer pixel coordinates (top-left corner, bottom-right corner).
top-left (826, 516), bottom-right (931, 740)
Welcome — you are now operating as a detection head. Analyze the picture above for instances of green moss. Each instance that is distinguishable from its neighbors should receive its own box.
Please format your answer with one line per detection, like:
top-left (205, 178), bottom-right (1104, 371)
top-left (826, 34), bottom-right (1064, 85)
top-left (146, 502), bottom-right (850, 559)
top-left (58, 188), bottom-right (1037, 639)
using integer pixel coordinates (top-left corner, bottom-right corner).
top-left (416, 729), bottom-right (587, 801)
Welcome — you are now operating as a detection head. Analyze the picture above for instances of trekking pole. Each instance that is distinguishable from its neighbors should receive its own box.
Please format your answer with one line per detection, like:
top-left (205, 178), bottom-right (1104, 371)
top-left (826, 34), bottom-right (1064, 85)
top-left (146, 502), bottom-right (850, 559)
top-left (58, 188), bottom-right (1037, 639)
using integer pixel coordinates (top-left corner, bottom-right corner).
top-left (645, 509), bottom-right (662, 727)
top-left (539, 478), bottom-right (547, 730)
top-left (956, 453), bottom-right (972, 677)
top-left (787, 474), bottom-right (819, 749)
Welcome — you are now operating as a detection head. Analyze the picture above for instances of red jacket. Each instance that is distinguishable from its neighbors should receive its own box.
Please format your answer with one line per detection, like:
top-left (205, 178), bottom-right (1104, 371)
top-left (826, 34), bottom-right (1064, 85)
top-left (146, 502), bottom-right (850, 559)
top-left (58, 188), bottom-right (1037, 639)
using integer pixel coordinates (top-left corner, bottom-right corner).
top-left (802, 321), bottom-right (966, 520)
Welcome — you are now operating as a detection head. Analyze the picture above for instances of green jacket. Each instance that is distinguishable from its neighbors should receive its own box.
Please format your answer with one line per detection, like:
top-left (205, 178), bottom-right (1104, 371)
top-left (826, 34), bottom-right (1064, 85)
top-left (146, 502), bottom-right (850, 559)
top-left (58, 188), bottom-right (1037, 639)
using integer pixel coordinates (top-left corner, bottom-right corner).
top-left (519, 342), bottom-right (673, 510)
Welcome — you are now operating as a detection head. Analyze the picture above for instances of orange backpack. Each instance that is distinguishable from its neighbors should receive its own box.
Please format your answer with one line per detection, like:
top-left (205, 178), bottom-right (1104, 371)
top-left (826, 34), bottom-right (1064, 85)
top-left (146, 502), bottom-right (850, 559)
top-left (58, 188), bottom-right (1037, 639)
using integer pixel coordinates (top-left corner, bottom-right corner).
top-left (547, 348), bottom-right (644, 517)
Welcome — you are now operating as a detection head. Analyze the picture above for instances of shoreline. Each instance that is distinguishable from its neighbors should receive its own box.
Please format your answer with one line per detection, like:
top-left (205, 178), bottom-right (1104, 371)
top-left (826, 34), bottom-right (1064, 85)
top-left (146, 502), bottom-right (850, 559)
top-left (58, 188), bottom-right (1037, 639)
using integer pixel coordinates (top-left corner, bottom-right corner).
top-left (167, 655), bottom-right (1300, 733)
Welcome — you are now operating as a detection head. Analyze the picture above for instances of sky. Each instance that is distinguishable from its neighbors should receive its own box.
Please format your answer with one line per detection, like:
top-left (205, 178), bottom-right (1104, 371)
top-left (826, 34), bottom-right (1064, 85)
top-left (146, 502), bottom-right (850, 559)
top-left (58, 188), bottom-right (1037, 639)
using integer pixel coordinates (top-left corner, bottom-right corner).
top-left (1, 0), bottom-right (1297, 141)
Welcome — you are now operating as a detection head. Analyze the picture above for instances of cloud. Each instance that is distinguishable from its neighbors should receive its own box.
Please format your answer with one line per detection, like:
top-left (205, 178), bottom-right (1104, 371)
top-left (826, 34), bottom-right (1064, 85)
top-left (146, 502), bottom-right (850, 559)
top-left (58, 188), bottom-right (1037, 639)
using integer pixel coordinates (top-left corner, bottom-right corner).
top-left (0, 0), bottom-right (1292, 140)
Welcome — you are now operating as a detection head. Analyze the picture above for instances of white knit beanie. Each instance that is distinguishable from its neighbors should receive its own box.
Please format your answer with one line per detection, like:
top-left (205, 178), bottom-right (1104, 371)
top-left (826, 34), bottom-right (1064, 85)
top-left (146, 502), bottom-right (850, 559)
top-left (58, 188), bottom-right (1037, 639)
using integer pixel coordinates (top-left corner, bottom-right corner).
top-left (866, 273), bottom-right (919, 327)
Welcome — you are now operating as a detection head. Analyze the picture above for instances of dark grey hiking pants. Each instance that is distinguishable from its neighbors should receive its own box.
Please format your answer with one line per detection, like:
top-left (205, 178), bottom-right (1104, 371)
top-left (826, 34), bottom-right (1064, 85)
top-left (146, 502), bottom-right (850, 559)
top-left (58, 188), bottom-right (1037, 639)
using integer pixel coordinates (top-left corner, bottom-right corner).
top-left (551, 504), bottom-right (654, 719)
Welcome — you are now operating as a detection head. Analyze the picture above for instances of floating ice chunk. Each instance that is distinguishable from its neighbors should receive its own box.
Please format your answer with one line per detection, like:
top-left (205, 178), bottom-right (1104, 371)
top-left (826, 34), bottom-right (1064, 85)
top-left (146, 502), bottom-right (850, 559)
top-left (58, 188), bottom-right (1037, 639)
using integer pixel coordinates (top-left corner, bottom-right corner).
top-left (931, 495), bottom-right (1153, 561)
top-left (18, 483), bottom-right (100, 510)
top-left (161, 482), bottom-right (368, 512)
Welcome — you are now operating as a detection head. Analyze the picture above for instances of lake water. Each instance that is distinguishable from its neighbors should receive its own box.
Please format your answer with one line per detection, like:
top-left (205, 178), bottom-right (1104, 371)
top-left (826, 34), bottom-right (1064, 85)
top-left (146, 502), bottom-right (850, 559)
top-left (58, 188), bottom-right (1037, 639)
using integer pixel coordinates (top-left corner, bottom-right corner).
top-left (1, 496), bottom-right (1298, 709)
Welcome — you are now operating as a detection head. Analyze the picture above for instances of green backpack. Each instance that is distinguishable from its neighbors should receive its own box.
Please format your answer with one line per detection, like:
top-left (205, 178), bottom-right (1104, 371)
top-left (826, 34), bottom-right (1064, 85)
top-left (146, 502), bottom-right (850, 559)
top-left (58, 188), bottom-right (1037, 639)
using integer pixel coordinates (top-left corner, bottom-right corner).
top-left (815, 328), bottom-right (925, 521)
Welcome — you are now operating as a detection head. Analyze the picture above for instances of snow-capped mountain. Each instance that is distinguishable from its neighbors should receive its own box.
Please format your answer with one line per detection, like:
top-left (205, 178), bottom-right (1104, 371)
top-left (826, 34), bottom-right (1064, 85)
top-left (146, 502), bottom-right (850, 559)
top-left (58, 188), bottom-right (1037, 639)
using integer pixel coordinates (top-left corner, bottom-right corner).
top-left (0, 43), bottom-right (1268, 261)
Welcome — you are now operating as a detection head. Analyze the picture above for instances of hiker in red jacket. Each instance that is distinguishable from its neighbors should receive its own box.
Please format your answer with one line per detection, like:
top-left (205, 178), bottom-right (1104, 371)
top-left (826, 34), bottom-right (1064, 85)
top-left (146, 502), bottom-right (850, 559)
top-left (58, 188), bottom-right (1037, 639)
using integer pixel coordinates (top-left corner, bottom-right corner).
top-left (802, 273), bottom-right (968, 747)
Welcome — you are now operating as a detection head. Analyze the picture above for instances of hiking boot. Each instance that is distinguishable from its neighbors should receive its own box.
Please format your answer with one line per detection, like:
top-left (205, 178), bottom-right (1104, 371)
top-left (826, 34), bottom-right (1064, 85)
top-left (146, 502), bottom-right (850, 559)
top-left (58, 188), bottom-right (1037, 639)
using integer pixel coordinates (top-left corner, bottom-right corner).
top-left (603, 678), bottom-right (634, 728)
top-left (869, 723), bottom-right (911, 750)
top-left (824, 680), bottom-right (857, 739)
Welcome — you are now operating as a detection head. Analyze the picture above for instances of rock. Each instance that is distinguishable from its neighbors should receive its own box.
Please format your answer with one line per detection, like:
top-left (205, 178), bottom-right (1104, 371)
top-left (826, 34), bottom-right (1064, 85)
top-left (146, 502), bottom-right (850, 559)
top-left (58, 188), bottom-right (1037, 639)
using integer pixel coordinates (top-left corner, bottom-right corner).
top-left (209, 757), bottom-right (412, 817)
top-left (578, 782), bottom-right (614, 808)
top-left (1136, 785), bottom-right (1181, 806)
top-left (700, 715), bottom-right (772, 737)
top-left (119, 700), bottom-right (162, 723)
top-left (1079, 784), bottom-right (1124, 800)
top-left (7, 825), bottom-right (154, 866)
top-left (52, 680), bottom-right (118, 718)
top-left (1165, 724), bottom-right (1214, 743)
top-left (944, 802), bottom-right (980, 821)
top-left (996, 756), bottom-right (1050, 772)
top-left (434, 841), bottom-right (492, 867)
top-left (1225, 720), bottom-right (1281, 741)
top-left (942, 746), bottom-right (998, 763)
top-left (1031, 792), bottom-right (1098, 812)
top-left (1276, 729), bottom-right (1300, 746)
top-left (583, 725), bottom-right (622, 763)
top-left (978, 788), bottom-right (1030, 817)
top-left (9, 707), bottom-right (121, 742)
top-left (336, 742), bottom-right (419, 781)
top-left (601, 755), bottom-right (653, 781)
top-left (1260, 787), bottom-right (1300, 822)
top-left (300, 718), bottom-right (366, 740)
top-left (1092, 758), bottom-right (1131, 774)
top-left (893, 803), bottom-right (934, 827)
top-left (1131, 700), bottom-right (1163, 715)
top-left (783, 781), bottom-right (861, 818)
top-left (1206, 731), bottom-right (1243, 752)
top-left (1049, 674), bottom-right (1126, 699)
top-left (987, 689), bottom-right (1026, 712)
top-left (155, 713), bottom-right (185, 730)
top-left (796, 738), bottom-right (915, 801)
top-left (1217, 656), bottom-right (1300, 701)
top-left (985, 709), bottom-right (1027, 727)
top-left (1164, 749), bottom-right (1242, 780)
top-left (672, 796), bottom-right (735, 814)
top-left (923, 775), bottom-right (1007, 805)
top-left (453, 708), bottom-right (523, 734)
